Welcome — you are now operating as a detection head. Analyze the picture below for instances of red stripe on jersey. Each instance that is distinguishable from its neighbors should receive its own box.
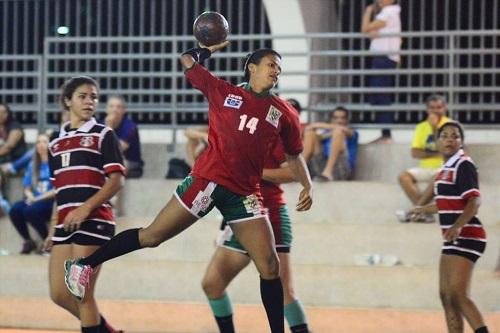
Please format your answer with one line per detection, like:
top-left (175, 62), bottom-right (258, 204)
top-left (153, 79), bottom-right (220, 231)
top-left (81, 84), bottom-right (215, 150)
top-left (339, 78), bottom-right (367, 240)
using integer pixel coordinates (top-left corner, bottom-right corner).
top-left (460, 226), bottom-right (486, 239)
top-left (58, 206), bottom-right (114, 225)
top-left (462, 189), bottom-right (480, 200)
top-left (50, 135), bottom-right (100, 155)
top-left (436, 198), bottom-right (465, 211)
top-left (104, 163), bottom-right (126, 175)
top-left (53, 169), bottom-right (105, 189)
top-left (442, 226), bottom-right (486, 239)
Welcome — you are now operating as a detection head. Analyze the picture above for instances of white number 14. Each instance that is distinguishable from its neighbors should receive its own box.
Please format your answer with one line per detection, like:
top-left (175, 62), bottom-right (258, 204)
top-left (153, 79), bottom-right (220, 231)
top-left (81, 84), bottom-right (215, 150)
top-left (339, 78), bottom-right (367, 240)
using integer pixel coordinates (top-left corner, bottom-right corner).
top-left (238, 114), bottom-right (259, 134)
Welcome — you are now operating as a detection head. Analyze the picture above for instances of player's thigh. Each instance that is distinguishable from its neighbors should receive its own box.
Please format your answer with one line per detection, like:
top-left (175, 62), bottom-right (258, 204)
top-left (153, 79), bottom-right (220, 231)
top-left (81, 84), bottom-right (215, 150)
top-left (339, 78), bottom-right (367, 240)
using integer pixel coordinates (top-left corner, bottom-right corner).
top-left (142, 176), bottom-right (217, 245)
top-left (141, 195), bottom-right (199, 245)
top-left (229, 217), bottom-right (276, 264)
top-left (440, 254), bottom-right (474, 294)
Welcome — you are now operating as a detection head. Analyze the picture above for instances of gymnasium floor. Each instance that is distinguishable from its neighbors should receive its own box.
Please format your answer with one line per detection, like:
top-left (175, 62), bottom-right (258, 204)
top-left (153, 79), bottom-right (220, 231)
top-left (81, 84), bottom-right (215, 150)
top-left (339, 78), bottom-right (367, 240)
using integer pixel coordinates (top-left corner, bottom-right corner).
top-left (1, 306), bottom-right (499, 333)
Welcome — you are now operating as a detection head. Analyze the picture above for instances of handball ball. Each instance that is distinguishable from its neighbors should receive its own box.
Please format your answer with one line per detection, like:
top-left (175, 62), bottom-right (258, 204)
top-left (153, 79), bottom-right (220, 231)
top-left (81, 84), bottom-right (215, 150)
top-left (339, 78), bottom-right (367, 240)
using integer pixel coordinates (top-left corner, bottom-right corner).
top-left (193, 11), bottom-right (229, 47)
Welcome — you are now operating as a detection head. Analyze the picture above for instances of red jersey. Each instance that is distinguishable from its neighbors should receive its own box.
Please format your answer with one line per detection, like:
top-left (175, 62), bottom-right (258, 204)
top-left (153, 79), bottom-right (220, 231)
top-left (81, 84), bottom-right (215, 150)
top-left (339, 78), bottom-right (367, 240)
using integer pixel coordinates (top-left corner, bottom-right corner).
top-left (260, 139), bottom-right (286, 207)
top-left (185, 64), bottom-right (303, 195)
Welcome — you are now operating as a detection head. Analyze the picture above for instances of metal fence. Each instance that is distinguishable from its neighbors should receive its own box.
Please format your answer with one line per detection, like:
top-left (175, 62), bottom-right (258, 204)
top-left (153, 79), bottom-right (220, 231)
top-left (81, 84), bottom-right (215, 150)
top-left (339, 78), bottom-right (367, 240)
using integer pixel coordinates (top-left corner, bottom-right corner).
top-left (35, 30), bottom-right (500, 129)
top-left (2, 30), bottom-right (500, 129)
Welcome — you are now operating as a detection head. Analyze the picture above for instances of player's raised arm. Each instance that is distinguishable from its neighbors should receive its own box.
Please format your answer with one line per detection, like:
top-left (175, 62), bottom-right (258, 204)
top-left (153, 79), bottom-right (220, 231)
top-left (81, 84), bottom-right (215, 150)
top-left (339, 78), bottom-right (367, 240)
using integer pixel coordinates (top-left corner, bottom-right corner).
top-left (285, 154), bottom-right (313, 211)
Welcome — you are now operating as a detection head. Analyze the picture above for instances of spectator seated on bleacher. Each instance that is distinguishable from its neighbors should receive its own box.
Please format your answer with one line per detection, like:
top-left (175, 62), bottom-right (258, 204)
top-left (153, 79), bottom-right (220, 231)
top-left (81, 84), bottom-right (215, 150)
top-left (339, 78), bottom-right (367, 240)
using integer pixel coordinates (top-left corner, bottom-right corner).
top-left (105, 95), bottom-right (144, 178)
top-left (9, 134), bottom-right (55, 254)
top-left (303, 106), bottom-right (358, 182)
top-left (396, 94), bottom-right (449, 223)
top-left (0, 102), bottom-right (29, 215)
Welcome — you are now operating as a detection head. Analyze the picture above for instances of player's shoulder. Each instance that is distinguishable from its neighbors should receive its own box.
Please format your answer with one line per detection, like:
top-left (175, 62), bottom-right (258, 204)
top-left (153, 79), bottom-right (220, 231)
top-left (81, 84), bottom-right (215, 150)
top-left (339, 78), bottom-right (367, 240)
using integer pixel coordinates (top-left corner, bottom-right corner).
top-left (88, 122), bottom-right (109, 134)
top-left (458, 155), bottom-right (476, 169)
top-left (271, 97), bottom-right (299, 116)
top-left (49, 130), bottom-right (60, 142)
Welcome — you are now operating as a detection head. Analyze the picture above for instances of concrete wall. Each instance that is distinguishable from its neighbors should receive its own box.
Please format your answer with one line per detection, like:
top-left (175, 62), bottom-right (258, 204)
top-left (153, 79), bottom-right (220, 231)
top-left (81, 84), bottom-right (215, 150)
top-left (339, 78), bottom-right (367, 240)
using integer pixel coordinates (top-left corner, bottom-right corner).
top-left (140, 142), bottom-right (500, 183)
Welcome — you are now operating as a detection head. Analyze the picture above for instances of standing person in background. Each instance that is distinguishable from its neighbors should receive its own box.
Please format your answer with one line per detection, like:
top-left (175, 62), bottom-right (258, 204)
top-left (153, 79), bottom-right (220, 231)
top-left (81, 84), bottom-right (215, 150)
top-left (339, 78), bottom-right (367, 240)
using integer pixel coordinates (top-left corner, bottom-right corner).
top-left (361, 0), bottom-right (402, 143)
top-left (9, 133), bottom-right (55, 254)
top-left (105, 95), bottom-right (144, 178)
top-left (410, 122), bottom-right (489, 333)
top-left (63, 44), bottom-right (313, 333)
top-left (44, 76), bottom-right (125, 333)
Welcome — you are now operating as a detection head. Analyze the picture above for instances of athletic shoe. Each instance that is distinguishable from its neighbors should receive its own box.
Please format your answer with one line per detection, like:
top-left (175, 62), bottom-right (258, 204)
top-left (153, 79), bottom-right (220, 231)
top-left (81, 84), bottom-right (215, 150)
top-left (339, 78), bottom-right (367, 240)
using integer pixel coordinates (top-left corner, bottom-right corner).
top-left (64, 258), bottom-right (93, 300)
top-left (395, 209), bottom-right (411, 223)
top-left (412, 213), bottom-right (435, 223)
top-left (20, 239), bottom-right (36, 254)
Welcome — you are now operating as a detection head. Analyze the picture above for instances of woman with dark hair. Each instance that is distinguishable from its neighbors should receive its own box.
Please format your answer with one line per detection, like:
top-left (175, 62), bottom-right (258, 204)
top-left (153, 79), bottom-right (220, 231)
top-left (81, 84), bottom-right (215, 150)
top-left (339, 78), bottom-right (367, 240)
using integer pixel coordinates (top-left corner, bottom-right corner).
top-left (9, 133), bottom-right (54, 254)
top-left (64, 43), bottom-right (313, 333)
top-left (44, 76), bottom-right (125, 333)
top-left (0, 102), bottom-right (27, 163)
top-left (410, 122), bottom-right (489, 333)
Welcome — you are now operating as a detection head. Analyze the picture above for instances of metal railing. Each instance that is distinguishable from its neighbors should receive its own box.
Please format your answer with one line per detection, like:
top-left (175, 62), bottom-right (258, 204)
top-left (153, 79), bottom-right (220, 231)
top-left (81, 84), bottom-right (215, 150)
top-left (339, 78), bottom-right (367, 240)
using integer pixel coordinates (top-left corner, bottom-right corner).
top-left (2, 30), bottom-right (500, 129)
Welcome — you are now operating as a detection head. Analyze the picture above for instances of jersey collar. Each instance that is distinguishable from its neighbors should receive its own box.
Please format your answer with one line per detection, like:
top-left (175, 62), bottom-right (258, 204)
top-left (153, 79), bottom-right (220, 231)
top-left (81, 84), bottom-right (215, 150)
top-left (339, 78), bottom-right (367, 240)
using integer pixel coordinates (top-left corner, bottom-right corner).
top-left (60, 117), bottom-right (97, 137)
top-left (242, 82), bottom-right (272, 97)
top-left (444, 148), bottom-right (464, 167)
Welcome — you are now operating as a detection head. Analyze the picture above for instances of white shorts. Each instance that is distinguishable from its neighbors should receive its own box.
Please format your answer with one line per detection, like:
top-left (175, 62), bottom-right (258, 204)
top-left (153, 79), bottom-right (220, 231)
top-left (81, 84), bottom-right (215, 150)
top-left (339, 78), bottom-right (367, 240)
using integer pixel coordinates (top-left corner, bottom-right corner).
top-left (406, 167), bottom-right (439, 183)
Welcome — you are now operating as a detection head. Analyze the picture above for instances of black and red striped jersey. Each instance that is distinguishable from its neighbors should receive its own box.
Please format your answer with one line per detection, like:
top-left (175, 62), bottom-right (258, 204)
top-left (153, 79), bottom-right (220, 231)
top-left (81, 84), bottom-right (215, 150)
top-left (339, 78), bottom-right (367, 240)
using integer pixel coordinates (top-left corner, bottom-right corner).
top-left (434, 149), bottom-right (486, 241)
top-left (48, 118), bottom-right (125, 226)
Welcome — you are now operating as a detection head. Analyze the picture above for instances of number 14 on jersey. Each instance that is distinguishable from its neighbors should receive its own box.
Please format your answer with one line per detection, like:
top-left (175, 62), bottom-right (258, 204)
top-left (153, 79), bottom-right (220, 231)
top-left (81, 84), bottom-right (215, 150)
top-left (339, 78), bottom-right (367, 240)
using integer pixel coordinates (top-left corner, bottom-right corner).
top-left (238, 114), bottom-right (259, 134)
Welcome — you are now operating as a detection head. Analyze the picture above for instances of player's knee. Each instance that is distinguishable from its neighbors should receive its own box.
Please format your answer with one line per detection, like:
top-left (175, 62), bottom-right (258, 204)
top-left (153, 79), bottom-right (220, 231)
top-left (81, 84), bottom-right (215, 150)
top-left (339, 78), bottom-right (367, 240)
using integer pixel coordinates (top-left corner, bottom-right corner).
top-left (332, 129), bottom-right (345, 139)
top-left (257, 253), bottom-right (280, 279)
top-left (201, 276), bottom-right (224, 298)
top-left (139, 228), bottom-right (164, 248)
top-left (440, 288), bottom-right (462, 308)
top-left (50, 289), bottom-right (72, 309)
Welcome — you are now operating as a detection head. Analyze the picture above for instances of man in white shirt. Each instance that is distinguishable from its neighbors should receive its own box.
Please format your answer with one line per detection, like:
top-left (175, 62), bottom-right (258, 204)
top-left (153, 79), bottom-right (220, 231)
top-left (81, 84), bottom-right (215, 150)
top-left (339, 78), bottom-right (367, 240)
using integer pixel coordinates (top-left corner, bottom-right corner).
top-left (362, 0), bottom-right (402, 143)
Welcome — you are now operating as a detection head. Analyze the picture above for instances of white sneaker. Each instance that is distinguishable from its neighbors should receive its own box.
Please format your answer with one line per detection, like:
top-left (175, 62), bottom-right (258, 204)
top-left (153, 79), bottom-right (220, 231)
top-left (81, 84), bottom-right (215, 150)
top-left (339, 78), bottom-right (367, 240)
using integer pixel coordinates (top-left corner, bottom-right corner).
top-left (395, 210), bottom-right (411, 223)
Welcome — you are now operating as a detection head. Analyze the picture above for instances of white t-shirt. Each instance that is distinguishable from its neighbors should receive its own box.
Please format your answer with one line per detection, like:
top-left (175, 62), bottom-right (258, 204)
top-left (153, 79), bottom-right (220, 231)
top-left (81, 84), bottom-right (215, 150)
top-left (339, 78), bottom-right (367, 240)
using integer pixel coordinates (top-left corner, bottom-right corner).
top-left (369, 4), bottom-right (402, 63)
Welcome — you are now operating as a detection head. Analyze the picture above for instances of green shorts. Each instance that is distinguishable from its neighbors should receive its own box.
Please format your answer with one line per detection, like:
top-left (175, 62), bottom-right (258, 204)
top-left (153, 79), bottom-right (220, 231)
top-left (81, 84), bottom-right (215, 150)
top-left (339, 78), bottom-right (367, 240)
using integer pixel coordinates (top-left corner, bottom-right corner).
top-left (217, 204), bottom-right (293, 253)
top-left (175, 175), bottom-right (267, 223)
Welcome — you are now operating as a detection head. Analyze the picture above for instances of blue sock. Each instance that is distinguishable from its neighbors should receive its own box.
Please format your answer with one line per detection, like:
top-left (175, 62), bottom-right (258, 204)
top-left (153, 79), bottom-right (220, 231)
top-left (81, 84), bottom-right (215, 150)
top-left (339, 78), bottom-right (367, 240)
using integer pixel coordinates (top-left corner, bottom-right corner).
top-left (208, 294), bottom-right (234, 333)
top-left (284, 300), bottom-right (308, 329)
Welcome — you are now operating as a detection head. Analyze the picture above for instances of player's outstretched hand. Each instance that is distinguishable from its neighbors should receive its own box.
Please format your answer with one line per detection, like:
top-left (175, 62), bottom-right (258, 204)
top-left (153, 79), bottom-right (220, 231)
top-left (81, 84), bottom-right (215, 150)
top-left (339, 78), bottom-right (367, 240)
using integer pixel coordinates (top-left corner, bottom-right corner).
top-left (296, 187), bottom-right (313, 211)
top-left (199, 40), bottom-right (230, 53)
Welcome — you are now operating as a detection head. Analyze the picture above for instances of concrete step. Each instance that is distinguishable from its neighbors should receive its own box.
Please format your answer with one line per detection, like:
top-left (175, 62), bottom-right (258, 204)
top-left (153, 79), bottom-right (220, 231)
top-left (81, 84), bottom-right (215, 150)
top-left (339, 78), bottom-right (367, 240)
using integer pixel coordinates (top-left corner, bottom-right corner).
top-left (114, 180), bottom-right (500, 226)
top-left (1, 255), bottom-right (498, 311)
top-left (1, 217), bottom-right (498, 268)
